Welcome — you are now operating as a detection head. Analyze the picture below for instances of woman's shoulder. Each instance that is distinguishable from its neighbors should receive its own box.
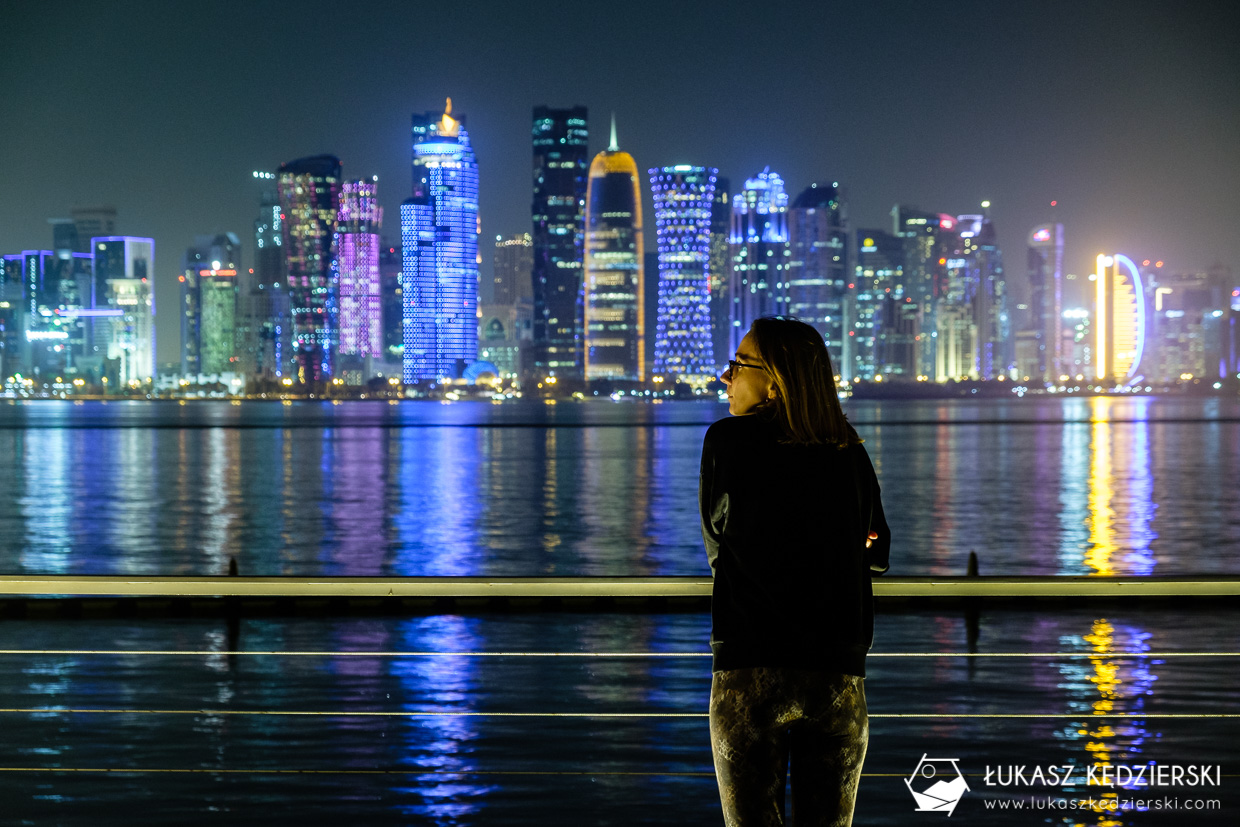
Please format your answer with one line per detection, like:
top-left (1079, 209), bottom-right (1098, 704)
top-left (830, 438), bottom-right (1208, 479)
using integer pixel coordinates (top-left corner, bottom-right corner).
top-left (704, 414), bottom-right (768, 443)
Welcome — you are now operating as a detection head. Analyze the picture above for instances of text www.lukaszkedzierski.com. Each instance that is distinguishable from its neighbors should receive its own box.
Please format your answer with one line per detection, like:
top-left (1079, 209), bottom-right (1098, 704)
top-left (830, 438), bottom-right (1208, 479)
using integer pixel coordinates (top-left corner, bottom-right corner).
top-left (983, 796), bottom-right (1220, 812)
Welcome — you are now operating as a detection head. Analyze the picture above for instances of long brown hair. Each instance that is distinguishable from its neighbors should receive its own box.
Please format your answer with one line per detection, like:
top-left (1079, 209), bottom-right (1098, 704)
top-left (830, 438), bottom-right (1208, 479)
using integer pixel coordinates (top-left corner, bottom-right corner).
top-left (748, 316), bottom-right (859, 447)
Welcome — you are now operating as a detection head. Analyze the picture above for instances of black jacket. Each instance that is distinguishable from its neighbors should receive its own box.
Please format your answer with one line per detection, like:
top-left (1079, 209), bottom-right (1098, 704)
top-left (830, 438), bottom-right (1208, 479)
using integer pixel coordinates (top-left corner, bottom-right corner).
top-left (699, 412), bottom-right (891, 676)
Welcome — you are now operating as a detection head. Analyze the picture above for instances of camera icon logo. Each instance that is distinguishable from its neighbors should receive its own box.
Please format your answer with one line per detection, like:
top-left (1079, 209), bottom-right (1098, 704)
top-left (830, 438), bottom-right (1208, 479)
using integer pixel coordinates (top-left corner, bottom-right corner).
top-left (905, 753), bottom-right (969, 816)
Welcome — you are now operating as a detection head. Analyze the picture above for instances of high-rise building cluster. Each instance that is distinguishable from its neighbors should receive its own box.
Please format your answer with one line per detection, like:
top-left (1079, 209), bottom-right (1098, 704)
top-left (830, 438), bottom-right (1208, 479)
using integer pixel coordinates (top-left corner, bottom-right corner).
top-left (3, 99), bottom-right (1236, 394)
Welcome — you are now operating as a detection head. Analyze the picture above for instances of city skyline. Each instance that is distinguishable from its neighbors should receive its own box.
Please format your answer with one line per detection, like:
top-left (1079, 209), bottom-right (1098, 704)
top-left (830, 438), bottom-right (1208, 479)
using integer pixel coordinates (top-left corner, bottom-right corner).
top-left (3, 0), bottom-right (1238, 364)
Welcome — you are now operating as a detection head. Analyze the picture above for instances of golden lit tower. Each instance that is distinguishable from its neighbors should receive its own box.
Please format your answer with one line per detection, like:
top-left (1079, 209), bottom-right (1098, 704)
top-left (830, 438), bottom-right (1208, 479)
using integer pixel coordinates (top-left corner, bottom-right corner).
top-left (584, 116), bottom-right (644, 380)
top-left (1094, 253), bottom-right (1147, 384)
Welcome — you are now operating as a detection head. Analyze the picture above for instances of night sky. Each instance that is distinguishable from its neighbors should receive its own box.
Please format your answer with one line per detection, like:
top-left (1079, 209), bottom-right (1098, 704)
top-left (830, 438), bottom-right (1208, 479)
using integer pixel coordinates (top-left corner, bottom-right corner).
top-left (4, 0), bottom-right (1238, 363)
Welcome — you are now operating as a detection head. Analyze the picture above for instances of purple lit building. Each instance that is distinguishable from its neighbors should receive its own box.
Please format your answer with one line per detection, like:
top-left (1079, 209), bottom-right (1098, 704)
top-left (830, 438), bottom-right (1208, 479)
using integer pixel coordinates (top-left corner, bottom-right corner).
top-left (337, 178), bottom-right (383, 362)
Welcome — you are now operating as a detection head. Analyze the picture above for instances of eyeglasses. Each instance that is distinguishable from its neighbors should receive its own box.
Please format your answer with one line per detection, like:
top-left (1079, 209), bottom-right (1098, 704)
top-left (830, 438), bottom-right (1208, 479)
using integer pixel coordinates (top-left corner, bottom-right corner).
top-left (726, 359), bottom-right (766, 375)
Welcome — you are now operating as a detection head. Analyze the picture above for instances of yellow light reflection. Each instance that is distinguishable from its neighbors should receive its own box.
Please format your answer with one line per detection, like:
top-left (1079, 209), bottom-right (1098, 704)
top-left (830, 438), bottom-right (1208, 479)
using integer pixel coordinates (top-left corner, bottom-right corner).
top-left (1081, 618), bottom-right (1122, 827)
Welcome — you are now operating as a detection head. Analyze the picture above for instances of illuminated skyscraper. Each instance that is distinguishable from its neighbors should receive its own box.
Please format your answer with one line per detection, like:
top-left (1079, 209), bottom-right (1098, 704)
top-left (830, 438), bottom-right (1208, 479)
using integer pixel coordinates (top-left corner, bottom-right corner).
top-left (936, 212), bottom-right (1006, 380)
top-left (1027, 223), bottom-right (1065, 383)
top-left (277, 155), bottom-right (342, 382)
top-left (855, 229), bottom-right (917, 380)
top-left (583, 120), bottom-right (644, 380)
top-left (402, 99), bottom-right (479, 383)
top-left (531, 105), bottom-right (588, 377)
top-left (708, 178), bottom-right (730, 370)
top-left (181, 233), bottom-right (240, 376)
top-left (337, 178), bottom-right (383, 362)
top-left (493, 233), bottom-right (533, 306)
top-left (788, 182), bottom-right (850, 367)
top-left (729, 168), bottom-right (789, 354)
top-left (648, 165), bottom-right (716, 384)
top-left (1095, 253), bottom-right (1147, 384)
top-left (93, 236), bottom-right (155, 386)
top-left (243, 172), bottom-right (290, 380)
top-left (893, 205), bottom-right (953, 378)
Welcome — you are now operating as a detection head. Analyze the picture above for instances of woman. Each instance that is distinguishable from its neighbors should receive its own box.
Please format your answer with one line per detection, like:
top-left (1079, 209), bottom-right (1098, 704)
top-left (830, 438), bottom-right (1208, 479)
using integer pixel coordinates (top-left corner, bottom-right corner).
top-left (700, 316), bottom-right (890, 826)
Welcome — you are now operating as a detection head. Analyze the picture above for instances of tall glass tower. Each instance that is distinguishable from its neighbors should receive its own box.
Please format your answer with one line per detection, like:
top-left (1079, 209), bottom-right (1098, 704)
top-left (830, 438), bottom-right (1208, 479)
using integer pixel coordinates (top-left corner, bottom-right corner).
top-left (648, 165), bottom-right (716, 384)
top-left (277, 155), bottom-right (342, 382)
top-left (531, 105), bottom-right (588, 378)
top-left (1027, 223), bottom-right (1065, 383)
top-left (402, 99), bottom-right (479, 383)
top-left (337, 178), bottom-right (383, 361)
top-left (787, 183), bottom-right (849, 362)
top-left (583, 119), bottom-right (644, 381)
top-left (181, 233), bottom-right (240, 376)
top-left (728, 168), bottom-right (789, 355)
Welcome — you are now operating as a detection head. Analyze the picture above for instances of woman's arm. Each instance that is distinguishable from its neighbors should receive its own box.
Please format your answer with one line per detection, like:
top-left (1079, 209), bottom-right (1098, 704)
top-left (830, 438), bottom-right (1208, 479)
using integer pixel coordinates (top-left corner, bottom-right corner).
top-left (699, 429), bottom-right (724, 571)
top-left (857, 445), bottom-right (891, 574)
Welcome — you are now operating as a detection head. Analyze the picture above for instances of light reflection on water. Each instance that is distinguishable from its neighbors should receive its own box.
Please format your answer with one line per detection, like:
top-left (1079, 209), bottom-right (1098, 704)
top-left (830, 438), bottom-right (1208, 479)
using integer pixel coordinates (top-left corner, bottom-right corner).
top-left (0, 398), bottom-right (1237, 577)
top-left (1, 609), bottom-right (1236, 824)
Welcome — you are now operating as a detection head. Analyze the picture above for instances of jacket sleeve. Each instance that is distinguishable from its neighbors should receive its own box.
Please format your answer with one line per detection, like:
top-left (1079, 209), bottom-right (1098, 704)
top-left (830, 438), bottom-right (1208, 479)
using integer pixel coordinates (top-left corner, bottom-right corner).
top-left (858, 444), bottom-right (891, 575)
top-left (699, 428), bottom-right (724, 571)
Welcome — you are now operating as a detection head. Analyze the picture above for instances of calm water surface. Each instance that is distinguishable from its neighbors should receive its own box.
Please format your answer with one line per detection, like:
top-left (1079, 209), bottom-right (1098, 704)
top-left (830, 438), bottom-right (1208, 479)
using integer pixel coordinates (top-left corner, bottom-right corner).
top-left (1, 397), bottom-right (1237, 824)
top-left (1, 396), bottom-right (1238, 577)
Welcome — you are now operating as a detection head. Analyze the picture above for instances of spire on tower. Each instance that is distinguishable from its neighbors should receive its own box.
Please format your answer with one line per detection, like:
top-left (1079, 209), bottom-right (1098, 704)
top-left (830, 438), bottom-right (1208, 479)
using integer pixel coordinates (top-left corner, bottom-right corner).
top-left (609, 113), bottom-right (618, 152)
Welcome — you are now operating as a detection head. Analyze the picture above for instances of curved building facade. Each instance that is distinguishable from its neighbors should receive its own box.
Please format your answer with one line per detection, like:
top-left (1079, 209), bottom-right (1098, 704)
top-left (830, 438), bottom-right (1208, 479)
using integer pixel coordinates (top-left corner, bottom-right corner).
top-left (583, 127), bottom-right (643, 381)
top-left (1096, 253), bottom-right (1147, 383)
top-left (648, 165), bottom-right (716, 384)
top-left (402, 100), bottom-right (479, 383)
top-left (277, 155), bottom-right (342, 382)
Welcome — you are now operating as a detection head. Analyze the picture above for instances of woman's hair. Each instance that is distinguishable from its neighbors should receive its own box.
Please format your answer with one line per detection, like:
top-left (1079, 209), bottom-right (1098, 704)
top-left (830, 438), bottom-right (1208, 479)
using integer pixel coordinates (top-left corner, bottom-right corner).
top-left (748, 316), bottom-right (859, 447)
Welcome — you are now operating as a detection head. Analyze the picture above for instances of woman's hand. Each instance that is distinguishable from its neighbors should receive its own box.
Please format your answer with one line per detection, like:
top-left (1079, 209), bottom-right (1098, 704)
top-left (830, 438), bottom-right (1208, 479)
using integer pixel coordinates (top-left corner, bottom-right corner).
top-left (865, 531), bottom-right (878, 548)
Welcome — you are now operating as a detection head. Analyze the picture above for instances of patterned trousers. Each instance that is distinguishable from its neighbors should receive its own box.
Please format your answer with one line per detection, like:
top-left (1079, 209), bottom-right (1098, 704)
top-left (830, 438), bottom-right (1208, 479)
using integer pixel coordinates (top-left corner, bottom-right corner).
top-left (709, 667), bottom-right (868, 826)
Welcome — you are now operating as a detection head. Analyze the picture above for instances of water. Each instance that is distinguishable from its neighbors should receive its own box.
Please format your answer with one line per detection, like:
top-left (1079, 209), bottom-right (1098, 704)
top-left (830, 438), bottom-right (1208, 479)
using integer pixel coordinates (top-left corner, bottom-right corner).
top-left (1, 396), bottom-right (1238, 577)
top-left (1, 397), bottom-right (1237, 824)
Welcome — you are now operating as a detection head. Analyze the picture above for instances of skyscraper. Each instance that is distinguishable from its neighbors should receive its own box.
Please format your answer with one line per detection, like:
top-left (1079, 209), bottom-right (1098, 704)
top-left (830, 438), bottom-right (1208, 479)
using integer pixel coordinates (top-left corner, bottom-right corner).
top-left (243, 171), bottom-right (290, 381)
top-left (708, 178), bottom-right (730, 371)
top-left (1026, 223), bottom-right (1065, 384)
top-left (648, 165), bottom-right (716, 384)
top-left (787, 182), bottom-right (850, 367)
top-left (583, 120), bottom-right (644, 381)
top-left (181, 233), bottom-right (240, 376)
top-left (402, 99), bottom-right (479, 383)
top-left (493, 233), bottom-right (533, 306)
top-left (729, 168), bottom-right (789, 355)
top-left (531, 105), bottom-right (588, 378)
top-left (893, 205), bottom-right (953, 378)
top-left (337, 178), bottom-right (383, 364)
top-left (855, 229), bottom-right (917, 379)
top-left (93, 236), bottom-right (155, 386)
top-left (277, 155), bottom-right (342, 382)
top-left (1095, 253), bottom-right (1147, 384)
top-left (935, 213), bottom-right (1006, 380)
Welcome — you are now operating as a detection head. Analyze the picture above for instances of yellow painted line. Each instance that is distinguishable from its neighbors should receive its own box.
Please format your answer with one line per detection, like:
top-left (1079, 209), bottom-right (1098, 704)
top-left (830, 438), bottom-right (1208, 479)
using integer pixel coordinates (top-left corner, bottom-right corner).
top-left (0, 649), bottom-right (1234, 658)
top-left (3, 575), bottom-right (1239, 598)
top-left (3, 708), bottom-right (1237, 720)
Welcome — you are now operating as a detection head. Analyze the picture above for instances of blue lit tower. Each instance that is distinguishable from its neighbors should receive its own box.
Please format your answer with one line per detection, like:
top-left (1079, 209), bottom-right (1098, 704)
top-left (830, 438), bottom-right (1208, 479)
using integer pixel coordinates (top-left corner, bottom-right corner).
top-left (277, 155), bottom-right (342, 383)
top-left (708, 178), bottom-right (730, 370)
top-left (531, 105), bottom-right (588, 378)
top-left (583, 119), bottom-right (644, 380)
top-left (402, 99), bottom-right (479, 383)
top-left (648, 165), bottom-right (716, 384)
top-left (787, 183), bottom-right (850, 365)
top-left (728, 168), bottom-right (789, 355)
